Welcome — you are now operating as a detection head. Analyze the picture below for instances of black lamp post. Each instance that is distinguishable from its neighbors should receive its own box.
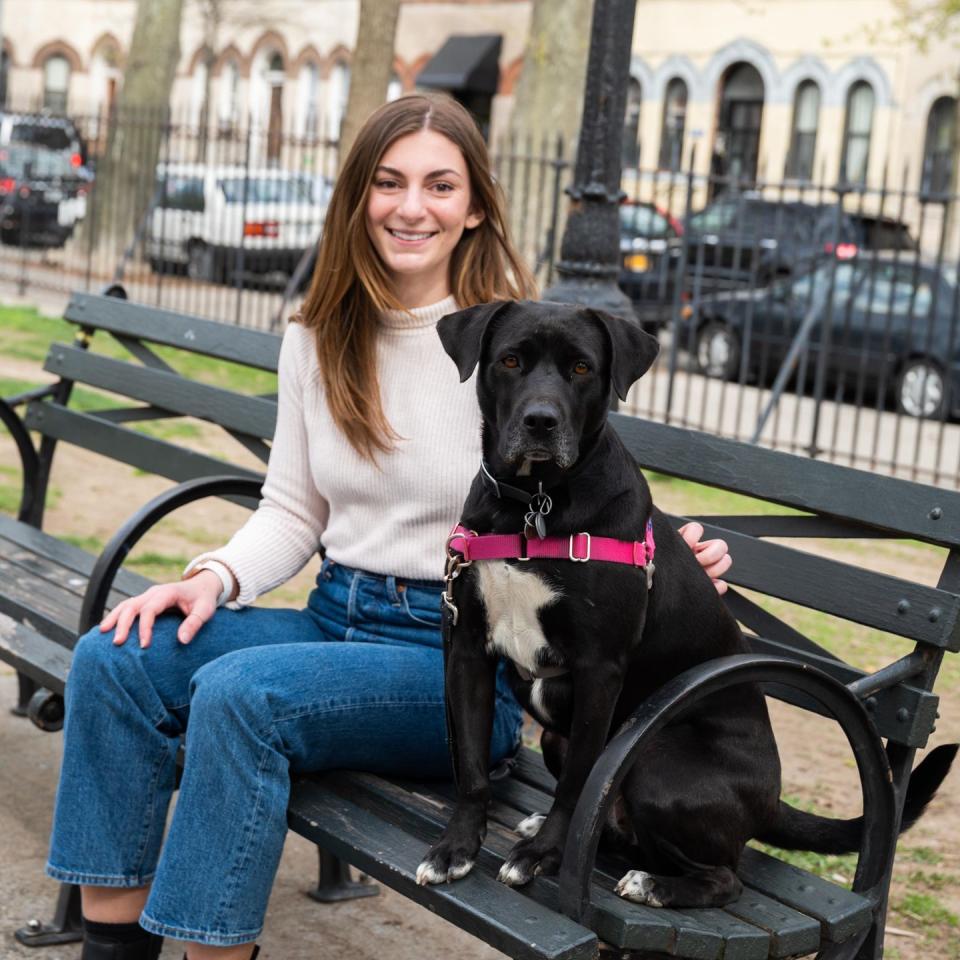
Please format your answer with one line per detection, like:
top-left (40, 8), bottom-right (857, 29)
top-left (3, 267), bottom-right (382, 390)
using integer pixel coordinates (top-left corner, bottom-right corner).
top-left (542, 0), bottom-right (639, 318)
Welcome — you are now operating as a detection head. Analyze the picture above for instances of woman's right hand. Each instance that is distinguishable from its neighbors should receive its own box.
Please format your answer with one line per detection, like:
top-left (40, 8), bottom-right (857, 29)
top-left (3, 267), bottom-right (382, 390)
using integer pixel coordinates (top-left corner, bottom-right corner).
top-left (100, 569), bottom-right (223, 648)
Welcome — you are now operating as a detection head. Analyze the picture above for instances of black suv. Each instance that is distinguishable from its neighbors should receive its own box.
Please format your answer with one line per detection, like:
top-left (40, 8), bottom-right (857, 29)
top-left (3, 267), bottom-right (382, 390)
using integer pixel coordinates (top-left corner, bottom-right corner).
top-left (0, 143), bottom-right (92, 247)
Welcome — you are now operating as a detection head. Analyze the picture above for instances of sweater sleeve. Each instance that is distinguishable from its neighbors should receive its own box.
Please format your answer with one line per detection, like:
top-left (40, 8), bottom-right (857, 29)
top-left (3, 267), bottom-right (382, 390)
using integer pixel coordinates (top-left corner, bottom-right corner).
top-left (184, 323), bottom-right (330, 604)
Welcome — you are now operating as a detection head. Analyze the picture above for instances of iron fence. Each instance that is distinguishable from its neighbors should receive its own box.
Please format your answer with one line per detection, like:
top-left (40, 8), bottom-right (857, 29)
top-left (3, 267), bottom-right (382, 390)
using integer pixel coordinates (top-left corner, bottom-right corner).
top-left (3, 102), bottom-right (960, 487)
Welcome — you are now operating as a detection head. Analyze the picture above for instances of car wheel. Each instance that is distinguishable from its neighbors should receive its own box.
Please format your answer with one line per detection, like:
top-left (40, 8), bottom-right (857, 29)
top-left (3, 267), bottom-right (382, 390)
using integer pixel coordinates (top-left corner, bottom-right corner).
top-left (897, 358), bottom-right (947, 419)
top-left (696, 322), bottom-right (740, 380)
top-left (186, 241), bottom-right (215, 282)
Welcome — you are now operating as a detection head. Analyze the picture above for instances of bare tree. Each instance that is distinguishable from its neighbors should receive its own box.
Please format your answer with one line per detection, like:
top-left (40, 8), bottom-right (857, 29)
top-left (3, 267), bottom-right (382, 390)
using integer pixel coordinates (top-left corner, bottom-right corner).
top-left (73, 0), bottom-right (185, 266)
top-left (338, 0), bottom-right (402, 164)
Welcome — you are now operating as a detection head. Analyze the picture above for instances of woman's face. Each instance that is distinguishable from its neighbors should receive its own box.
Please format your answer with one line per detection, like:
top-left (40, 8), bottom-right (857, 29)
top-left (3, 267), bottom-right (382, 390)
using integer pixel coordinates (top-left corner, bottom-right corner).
top-left (366, 128), bottom-right (484, 307)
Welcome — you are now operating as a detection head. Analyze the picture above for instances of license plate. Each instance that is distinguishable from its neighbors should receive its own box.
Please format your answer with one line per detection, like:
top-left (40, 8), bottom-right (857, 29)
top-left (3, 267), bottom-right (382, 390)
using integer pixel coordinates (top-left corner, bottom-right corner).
top-left (624, 253), bottom-right (649, 272)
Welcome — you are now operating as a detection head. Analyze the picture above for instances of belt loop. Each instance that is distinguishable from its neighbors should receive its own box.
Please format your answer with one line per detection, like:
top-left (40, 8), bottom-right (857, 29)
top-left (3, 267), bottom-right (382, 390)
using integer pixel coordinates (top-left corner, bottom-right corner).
top-left (386, 575), bottom-right (401, 604)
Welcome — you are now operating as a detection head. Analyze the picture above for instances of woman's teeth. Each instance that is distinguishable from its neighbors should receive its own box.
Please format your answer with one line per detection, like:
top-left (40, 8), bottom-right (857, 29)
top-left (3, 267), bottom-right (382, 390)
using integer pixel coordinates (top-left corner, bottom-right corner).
top-left (388, 229), bottom-right (434, 241)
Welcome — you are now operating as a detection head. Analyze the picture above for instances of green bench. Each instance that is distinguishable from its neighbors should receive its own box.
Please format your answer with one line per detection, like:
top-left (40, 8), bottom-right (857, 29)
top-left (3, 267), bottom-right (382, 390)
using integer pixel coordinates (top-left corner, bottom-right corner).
top-left (1, 287), bottom-right (957, 959)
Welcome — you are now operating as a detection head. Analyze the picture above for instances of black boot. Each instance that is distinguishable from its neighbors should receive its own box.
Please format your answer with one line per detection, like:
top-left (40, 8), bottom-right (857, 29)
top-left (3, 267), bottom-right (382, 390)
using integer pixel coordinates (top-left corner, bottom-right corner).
top-left (80, 919), bottom-right (162, 960)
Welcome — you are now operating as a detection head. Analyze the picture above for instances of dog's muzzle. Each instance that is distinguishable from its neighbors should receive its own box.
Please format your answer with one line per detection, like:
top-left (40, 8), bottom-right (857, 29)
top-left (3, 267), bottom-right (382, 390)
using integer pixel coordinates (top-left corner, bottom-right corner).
top-left (502, 400), bottom-right (575, 468)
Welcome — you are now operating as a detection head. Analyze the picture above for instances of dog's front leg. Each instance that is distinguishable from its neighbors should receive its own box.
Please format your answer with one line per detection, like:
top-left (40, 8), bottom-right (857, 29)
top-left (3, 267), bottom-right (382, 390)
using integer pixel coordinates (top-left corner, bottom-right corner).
top-left (417, 605), bottom-right (497, 885)
top-left (499, 661), bottom-right (624, 886)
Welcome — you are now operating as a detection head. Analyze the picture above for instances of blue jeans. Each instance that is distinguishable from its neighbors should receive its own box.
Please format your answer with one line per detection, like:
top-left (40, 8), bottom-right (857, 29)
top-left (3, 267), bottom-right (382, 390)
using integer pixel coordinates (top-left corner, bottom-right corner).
top-left (47, 559), bottom-right (522, 946)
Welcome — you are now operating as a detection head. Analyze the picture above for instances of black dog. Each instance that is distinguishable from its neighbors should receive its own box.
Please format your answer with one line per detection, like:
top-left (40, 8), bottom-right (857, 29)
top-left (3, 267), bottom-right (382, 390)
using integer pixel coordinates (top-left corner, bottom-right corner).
top-left (416, 299), bottom-right (957, 907)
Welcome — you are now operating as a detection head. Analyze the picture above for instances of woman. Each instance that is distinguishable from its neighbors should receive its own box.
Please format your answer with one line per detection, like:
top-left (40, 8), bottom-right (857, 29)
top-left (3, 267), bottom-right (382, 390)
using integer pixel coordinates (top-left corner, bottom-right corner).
top-left (47, 94), bottom-right (730, 960)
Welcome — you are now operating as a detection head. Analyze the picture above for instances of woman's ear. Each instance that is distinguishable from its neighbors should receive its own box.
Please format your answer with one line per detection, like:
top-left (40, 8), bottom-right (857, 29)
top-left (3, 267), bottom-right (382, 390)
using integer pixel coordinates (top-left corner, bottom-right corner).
top-left (465, 208), bottom-right (485, 230)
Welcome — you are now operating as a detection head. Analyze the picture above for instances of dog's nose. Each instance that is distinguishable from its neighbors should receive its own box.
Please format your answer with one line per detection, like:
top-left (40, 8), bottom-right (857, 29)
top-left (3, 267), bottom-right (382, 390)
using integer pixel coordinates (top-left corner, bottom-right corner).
top-left (523, 403), bottom-right (559, 434)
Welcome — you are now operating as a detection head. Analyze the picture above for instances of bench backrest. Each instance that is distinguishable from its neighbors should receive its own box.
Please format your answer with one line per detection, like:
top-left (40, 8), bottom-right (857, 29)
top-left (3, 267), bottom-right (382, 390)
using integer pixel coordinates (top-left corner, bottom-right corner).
top-left (22, 290), bottom-right (958, 747)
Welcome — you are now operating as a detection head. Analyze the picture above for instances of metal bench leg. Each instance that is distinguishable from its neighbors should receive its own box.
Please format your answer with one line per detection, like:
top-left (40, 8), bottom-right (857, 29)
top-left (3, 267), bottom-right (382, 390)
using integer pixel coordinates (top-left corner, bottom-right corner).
top-left (15, 882), bottom-right (84, 947)
top-left (307, 848), bottom-right (379, 903)
top-left (12, 672), bottom-right (37, 717)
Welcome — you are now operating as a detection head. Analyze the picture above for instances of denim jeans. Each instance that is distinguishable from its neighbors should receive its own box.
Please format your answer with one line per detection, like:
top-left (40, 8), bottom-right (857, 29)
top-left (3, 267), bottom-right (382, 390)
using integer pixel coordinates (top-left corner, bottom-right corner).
top-left (47, 559), bottom-right (522, 946)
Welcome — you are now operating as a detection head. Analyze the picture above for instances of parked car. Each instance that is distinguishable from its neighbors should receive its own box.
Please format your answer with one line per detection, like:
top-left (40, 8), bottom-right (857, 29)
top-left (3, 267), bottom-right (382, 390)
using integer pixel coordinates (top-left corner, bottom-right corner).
top-left (145, 163), bottom-right (328, 282)
top-left (0, 110), bottom-right (87, 166)
top-left (0, 143), bottom-right (92, 247)
top-left (684, 254), bottom-right (960, 419)
top-left (617, 200), bottom-right (683, 331)
top-left (680, 196), bottom-right (861, 290)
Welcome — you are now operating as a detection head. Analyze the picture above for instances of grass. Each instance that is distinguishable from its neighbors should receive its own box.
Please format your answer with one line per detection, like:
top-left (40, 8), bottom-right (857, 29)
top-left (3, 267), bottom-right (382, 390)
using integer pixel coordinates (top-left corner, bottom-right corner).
top-left (893, 891), bottom-right (958, 928)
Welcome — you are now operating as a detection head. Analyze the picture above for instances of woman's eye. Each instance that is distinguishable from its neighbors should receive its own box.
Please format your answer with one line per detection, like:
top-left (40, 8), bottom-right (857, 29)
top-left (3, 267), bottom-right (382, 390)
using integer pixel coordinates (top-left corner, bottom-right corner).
top-left (502, 355), bottom-right (519, 369)
top-left (432, 182), bottom-right (454, 193)
top-left (375, 179), bottom-right (399, 189)
top-left (574, 361), bottom-right (590, 375)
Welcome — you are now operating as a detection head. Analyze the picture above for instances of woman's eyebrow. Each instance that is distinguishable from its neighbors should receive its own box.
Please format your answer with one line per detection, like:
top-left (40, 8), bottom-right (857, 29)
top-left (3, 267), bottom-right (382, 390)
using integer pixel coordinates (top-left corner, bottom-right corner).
top-left (375, 165), bottom-right (463, 179)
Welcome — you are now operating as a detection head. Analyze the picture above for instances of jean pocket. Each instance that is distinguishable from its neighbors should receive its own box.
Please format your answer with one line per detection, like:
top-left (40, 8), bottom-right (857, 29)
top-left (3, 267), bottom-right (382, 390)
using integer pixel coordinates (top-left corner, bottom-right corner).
top-left (400, 587), bottom-right (443, 628)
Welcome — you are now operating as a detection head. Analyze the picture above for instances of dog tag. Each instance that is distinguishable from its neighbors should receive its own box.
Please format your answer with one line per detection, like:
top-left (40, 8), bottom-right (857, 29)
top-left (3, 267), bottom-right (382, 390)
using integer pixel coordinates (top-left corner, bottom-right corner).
top-left (533, 511), bottom-right (547, 539)
top-left (646, 561), bottom-right (655, 590)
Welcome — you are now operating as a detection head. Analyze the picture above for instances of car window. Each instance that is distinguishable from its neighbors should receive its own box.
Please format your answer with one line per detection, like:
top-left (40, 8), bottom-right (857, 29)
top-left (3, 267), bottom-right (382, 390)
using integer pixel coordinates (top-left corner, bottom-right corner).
top-left (687, 201), bottom-right (739, 232)
top-left (0, 145), bottom-right (75, 178)
top-left (10, 121), bottom-right (73, 152)
top-left (158, 176), bottom-right (206, 212)
top-left (218, 177), bottom-right (313, 204)
top-left (853, 265), bottom-right (932, 318)
top-left (790, 262), bottom-right (859, 306)
top-left (619, 204), bottom-right (671, 238)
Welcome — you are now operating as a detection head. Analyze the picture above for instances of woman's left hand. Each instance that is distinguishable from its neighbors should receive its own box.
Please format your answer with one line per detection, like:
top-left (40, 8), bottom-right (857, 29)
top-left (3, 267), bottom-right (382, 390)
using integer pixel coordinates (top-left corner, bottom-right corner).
top-left (679, 521), bottom-right (732, 595)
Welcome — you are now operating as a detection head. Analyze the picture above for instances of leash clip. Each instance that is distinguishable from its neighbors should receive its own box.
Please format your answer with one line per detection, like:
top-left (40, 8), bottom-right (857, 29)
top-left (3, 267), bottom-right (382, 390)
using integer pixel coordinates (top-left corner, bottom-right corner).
top-left (443, 533), bottom-right (474, 627)
top-left (568, 532), bottom-right (591, 562)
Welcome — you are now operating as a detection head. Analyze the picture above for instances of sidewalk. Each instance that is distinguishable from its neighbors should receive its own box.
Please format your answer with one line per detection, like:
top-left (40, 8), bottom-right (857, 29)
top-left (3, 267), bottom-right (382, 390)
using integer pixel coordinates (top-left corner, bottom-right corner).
top-left (0, 669), bottom-right (504, 960)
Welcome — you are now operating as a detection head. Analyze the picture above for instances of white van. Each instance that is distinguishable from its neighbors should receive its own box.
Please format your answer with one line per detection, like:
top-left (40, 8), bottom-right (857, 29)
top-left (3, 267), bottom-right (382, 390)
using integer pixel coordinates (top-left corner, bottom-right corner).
top-left (145, 163), bottom-right (328, 282)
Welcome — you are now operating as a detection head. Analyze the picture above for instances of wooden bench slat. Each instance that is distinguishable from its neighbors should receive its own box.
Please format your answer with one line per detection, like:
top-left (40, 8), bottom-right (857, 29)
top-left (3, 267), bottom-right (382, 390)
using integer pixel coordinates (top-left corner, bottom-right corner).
top-left (738, 848), bottom-right (872, 944)
top-left (700, 521), bottom-right (960, 651)
top-left (63, 293), bottom-right (282, 371)
top-left (44, 344), bottom-right (278, 440)
top-left (287, 777), bottom-right (600, 960)
top-left (0, 612), bottom-right (70, 692)
top-left (24, 403), bottom-right (264, 487)
top-left (721, 887), bottom-right (822, 957)
top-left (614, 415), bottom-right (960, 548)
top-left (0, 517), bottom-right (151, 597)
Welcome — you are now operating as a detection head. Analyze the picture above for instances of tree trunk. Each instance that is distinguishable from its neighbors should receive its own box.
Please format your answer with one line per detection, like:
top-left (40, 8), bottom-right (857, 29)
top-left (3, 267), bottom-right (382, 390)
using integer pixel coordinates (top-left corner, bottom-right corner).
top-left (338, 0), bottom-right (402, 166)
top-left (73, 0), bottom-right (185, 270)
top-left (507, 0), bottom-right (592, 272)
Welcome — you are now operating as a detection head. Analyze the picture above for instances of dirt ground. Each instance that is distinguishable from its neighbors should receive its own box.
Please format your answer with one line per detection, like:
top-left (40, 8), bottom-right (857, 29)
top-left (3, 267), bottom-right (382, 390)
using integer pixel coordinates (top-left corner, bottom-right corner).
top-left (1, 350), bottom-right (958, 959)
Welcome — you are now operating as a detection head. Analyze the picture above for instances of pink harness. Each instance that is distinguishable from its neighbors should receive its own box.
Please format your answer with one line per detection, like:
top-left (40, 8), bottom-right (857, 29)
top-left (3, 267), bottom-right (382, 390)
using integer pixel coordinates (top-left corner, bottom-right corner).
top-left (447, 519), bottom-right (656, 574)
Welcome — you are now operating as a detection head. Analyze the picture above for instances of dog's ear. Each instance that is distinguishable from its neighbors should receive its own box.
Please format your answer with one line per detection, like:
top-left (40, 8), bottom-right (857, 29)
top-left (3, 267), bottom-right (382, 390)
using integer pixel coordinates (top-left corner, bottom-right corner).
top-left (436, 300), bottom-right (512, 382)
top-left (586, 308), bottom-right (660, 400)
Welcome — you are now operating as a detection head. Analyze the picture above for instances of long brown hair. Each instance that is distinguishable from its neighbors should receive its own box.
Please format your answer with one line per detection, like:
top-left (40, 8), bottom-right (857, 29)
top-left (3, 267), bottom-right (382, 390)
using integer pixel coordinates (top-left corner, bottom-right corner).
top-left (297, 93), bottom-right (536, 461)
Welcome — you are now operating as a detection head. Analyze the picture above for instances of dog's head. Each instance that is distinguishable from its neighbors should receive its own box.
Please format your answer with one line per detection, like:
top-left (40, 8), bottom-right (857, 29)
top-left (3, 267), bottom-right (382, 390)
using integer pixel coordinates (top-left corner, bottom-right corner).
top-left (437, 299), bottom-right (659, 472)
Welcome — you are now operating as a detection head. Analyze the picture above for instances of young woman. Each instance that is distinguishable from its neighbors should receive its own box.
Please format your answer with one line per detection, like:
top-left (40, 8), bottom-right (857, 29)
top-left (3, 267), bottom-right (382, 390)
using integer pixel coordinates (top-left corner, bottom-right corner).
top-left (46, 94), bottom-right (731, 960)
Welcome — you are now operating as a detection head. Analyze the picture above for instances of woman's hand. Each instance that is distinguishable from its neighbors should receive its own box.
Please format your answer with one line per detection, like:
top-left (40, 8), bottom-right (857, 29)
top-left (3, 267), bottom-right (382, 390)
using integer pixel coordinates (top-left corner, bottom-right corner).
top-left (679, 521), bottom-right (732, 595)
top-left (99, 569), bottom-right (223, 648)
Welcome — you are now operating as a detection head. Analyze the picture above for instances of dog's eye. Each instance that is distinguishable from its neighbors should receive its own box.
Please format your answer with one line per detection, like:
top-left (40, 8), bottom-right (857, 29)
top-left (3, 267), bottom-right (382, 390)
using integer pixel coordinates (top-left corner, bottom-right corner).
top-left (501, 355), bottom-right (519, 369)
top-left (573, 361), bottom-right (590, 375)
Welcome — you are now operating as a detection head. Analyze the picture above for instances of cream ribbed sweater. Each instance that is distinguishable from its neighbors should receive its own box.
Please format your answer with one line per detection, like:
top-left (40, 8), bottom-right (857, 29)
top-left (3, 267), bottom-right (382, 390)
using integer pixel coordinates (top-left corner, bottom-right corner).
top-left (186, 295), bottom-right (481, 604)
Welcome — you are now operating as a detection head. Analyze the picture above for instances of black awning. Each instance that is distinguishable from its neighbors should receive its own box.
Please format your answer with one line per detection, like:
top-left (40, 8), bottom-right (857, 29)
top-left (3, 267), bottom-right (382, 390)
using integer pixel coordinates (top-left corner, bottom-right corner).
top-left (415, 35), bottom-right (502, 95)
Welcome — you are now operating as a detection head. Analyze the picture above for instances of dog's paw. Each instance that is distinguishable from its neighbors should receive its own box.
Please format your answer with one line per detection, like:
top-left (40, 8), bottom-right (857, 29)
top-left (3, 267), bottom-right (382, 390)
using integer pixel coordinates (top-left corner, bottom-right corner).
top-left (514, 813), bottom-right (546, 839)
top-left (497, 837), bottom-right (562, 887)
top-left (416, 848), bottom-right (476, 885)
top-left (616, 870), bottom-right (663, 907)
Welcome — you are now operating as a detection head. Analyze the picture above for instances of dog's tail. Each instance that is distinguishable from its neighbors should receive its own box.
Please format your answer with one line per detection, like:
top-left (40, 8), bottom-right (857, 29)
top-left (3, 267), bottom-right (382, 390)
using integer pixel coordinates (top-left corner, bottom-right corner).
top-left (757, 743), bottom-right (957, 854)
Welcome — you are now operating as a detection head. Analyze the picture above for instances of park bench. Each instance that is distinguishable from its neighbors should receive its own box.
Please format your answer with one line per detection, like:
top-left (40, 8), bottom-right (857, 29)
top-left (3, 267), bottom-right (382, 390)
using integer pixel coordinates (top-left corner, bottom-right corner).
top-left (1, 287), bottom-right (957, 960)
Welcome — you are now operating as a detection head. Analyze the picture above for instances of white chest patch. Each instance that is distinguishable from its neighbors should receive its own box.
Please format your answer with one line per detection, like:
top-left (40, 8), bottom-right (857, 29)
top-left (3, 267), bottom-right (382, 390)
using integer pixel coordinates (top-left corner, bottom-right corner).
top-left (474, 561), bottom-right (560, 675)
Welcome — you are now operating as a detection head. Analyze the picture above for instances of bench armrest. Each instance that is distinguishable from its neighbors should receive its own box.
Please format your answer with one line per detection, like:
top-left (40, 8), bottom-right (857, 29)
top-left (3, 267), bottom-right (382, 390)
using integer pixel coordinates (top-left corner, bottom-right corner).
top-left (556, 653), bottom-right (897, 924)
top-left (0, 397), bottom-right (40, 524)
top-left (79, 474), bottom-right (263, 633)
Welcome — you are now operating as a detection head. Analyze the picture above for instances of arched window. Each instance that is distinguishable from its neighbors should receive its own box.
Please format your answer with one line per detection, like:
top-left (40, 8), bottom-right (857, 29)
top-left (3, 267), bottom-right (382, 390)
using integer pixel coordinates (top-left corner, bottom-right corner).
top-left (658, 78), bottom-right (687, 172)
top-left (327, 61), bottom-right (350, 140)
top-left (921, 96), bottom-right (956, 197)
top-left (43, 54), bottom-right (70, 113)
top-left (218, 59), bottom-right (241, 132)
top-left (296, 62), bottom-right (320, 138)
top-left (622, 77), bottom-right (642, 168)
top-left (785, 80), bottom-right (820, 181)
top-left (0, 48), bottom-right (9, 108)
top-left (840, 81), bottom-right (874, 186)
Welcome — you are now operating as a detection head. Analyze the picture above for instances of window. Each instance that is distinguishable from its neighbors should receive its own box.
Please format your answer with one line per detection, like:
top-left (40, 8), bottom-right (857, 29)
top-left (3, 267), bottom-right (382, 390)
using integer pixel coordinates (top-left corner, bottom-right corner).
top-left (622, 77), bottom-right (642, 169)
top-left (619, 203), bottom-right (672, 239)
top-left (327, 62), bottom-right (350, 140)
top-left (43, 55), bottom-right (70, 113)
top-left (840, 81), bottom-right (874, 186)
top-left (157, 176), bottom-right (205, 213)
top-left (854, 265), bottom-right (932, 318)
top-left (218, 60), bottom-right (241, 131)
top-left (658, 78), bottom-right (687, 171)
top-left (786, 81), bottom-right (820, 181)
top-left (921, 97), bottom-right (956, 197)
top-left (218, 176), bottom-right (312, 204)
top-left (297, 62), bottom-right (320, 138)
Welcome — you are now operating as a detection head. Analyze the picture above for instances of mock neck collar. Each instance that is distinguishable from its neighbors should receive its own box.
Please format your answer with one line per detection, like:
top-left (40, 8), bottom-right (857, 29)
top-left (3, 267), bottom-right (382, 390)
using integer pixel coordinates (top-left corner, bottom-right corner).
top-left (381, 294), bottom-right (458, 330)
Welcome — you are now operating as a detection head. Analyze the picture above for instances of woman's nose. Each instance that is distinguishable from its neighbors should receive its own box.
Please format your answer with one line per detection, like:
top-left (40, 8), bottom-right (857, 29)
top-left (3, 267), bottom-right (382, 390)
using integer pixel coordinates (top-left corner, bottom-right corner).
top-left (398, 188), bottom-right (426, 219)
